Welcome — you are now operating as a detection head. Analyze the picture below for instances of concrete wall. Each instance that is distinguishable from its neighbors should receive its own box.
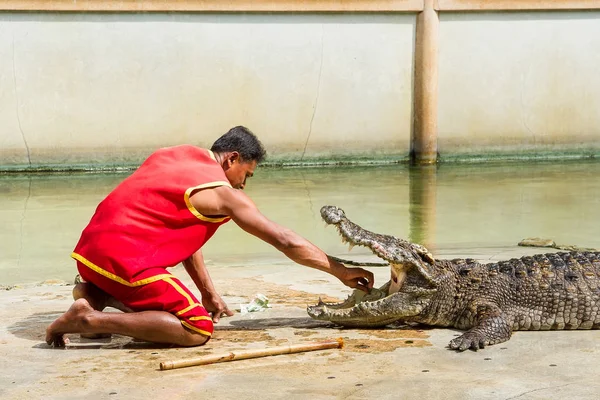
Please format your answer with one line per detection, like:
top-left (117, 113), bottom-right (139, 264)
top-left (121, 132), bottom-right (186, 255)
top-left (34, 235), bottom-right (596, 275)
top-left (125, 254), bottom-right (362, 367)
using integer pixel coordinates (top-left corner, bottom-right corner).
top-left (1, 10), bottom-right (600, 169)
top-left (0, 13), bottom-right (416, 169)
top-left (438, 11), bottom-right (600, 159)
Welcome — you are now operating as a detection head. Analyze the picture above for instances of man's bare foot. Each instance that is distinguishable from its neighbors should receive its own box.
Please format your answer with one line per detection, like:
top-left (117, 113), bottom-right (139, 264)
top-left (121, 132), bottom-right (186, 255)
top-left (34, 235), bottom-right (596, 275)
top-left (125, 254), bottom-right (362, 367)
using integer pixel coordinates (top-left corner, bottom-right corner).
top-left (46, 298), bottom-right (96, 347)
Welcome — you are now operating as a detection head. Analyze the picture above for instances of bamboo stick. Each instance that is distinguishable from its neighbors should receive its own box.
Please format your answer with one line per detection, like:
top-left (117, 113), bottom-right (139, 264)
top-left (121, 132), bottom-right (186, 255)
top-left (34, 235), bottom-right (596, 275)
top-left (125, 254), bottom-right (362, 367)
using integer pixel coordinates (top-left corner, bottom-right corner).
top-left (159, 338), bottom-right (344, 370)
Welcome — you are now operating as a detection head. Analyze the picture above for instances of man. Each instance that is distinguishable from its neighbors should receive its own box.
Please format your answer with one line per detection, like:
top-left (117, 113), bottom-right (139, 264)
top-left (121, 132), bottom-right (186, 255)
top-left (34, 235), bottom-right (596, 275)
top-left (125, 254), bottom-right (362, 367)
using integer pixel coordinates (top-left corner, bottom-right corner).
top-left (46, 126), bottom-right (374, 347)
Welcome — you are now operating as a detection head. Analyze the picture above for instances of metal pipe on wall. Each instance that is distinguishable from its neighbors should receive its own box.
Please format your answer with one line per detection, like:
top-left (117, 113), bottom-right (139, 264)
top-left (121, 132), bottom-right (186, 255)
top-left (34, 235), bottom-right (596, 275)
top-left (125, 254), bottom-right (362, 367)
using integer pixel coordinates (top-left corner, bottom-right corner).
top-left (411, 0), bottom-right (439, 165)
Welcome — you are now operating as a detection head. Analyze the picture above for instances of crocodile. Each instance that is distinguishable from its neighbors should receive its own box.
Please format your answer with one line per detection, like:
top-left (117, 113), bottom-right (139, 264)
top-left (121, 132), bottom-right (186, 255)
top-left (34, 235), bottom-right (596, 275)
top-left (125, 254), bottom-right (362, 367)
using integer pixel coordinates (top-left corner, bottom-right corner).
top-left (308, 205), bottom-right (600, 351)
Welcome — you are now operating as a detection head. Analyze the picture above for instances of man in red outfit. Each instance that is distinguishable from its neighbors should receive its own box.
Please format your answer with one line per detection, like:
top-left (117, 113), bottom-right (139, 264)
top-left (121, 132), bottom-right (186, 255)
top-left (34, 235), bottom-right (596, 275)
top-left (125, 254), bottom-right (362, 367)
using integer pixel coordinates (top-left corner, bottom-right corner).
top-left (46, 126), bottom-right (374, 347)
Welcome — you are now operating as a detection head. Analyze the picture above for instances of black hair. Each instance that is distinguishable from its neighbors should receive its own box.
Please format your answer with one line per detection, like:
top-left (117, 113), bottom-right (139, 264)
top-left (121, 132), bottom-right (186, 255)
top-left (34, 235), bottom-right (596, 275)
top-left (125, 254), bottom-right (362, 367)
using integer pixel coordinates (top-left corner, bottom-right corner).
top-left (210, 126), bottom-right (266, 164)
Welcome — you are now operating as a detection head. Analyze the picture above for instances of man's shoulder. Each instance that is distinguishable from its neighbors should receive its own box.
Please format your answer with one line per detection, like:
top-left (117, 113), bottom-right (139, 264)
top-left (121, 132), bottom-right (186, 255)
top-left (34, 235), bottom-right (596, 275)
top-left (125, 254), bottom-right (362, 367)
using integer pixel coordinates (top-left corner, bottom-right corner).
top-left (192, 184), bottom-right (244, 202)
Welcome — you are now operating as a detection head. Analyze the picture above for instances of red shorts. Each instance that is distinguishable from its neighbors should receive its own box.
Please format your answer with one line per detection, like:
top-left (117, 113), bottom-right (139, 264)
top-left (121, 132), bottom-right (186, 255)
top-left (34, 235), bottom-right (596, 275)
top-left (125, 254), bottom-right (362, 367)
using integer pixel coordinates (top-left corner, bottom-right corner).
top-left (75, 256), bottom-right (213, 338)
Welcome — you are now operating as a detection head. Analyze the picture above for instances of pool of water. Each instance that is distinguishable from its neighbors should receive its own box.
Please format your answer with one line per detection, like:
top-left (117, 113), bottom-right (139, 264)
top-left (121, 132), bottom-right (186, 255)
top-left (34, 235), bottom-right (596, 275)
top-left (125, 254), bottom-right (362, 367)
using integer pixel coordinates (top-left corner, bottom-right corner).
top-left (1, 160), bottom-right (599, 286)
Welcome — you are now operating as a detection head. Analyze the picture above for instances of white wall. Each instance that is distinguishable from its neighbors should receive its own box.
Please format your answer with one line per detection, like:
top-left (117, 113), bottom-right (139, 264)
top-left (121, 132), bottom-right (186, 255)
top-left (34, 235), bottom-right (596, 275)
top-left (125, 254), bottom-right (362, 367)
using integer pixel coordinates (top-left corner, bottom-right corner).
top-left (438, 11), bottom-right (600, 157)
top-left (2, 11), bottom-right (600, 169)
top-left (0, 13), bottom-right (416, 167)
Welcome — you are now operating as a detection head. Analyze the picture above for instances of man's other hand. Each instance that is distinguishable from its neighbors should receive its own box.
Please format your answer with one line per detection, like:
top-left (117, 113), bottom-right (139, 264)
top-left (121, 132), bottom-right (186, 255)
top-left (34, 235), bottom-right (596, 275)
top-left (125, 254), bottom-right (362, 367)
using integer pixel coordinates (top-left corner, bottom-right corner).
top-left (202, 293), bottom-right (234, 323)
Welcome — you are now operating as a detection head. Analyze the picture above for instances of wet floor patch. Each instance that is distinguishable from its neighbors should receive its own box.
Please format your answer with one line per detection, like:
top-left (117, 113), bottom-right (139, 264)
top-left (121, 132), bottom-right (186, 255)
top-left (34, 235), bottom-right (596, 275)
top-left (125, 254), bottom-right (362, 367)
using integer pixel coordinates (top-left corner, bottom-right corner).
top-left (344, 338), bottom-right (432, 352)
top-left (212, 329), bottom-right (279, 344)
top-left (7, 311), bottom-right (62, 342)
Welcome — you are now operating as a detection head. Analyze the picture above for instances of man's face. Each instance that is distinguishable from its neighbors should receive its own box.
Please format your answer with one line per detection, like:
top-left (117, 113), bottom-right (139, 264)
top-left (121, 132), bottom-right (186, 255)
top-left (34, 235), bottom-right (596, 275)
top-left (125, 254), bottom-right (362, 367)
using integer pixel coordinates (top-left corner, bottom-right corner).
top-left (225, 157), bottom-right (257, 190)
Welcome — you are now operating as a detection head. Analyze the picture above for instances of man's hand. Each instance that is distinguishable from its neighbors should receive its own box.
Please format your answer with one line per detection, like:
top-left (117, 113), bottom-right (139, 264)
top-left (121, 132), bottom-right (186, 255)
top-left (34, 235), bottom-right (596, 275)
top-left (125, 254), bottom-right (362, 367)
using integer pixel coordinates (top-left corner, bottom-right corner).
top-left (334, 264), bottom-right (375, 293)
top-left (201, 292), bottom-right (234, 323)
top-left (183, 250), bottom-right (235, 323)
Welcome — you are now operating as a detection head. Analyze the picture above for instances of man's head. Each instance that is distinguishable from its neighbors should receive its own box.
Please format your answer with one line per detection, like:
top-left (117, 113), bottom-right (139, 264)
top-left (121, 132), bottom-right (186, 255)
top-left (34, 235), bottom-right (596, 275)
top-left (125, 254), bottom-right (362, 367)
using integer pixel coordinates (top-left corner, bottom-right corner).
top-left (211, 126), bottom-right (266, 190)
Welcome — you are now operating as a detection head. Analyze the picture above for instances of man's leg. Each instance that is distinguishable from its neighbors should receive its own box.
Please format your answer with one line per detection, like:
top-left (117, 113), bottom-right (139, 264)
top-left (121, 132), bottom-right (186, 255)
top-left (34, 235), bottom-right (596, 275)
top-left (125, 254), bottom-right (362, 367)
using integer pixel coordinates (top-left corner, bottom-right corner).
top-left (46, 298), bottom-right (209, 347)
top-left (62, 263), bottom-right (214, 347)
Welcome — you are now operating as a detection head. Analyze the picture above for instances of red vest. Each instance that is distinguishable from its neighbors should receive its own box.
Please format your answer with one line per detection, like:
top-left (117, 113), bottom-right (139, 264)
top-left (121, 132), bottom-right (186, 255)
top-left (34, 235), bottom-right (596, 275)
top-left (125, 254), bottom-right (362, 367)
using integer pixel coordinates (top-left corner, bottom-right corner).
top-left (72, 145), bottom-right (231, 282)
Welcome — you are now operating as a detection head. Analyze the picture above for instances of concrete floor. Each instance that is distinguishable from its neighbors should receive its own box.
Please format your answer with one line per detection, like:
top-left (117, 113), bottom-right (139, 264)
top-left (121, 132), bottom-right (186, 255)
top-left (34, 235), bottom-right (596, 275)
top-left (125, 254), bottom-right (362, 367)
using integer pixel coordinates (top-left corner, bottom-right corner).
top-left (1, 246), bottom-right (599, 400)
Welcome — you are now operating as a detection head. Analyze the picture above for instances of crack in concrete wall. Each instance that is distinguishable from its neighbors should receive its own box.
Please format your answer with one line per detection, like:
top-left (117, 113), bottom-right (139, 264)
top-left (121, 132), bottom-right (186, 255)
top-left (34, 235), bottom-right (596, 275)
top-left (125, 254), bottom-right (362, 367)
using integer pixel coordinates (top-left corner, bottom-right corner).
top-left (519, 66), bottom-right (536, 143)
top-left (301, 25), bottom-right (325, 161)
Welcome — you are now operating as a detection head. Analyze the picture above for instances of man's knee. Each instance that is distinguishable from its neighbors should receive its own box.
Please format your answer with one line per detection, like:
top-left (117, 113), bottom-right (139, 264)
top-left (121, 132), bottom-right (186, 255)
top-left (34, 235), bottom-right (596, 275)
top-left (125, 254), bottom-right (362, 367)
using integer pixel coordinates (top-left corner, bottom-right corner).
top-left (192, 333), bottom-right (210, 346)
top-left (180, 330), bottom-right (210, 347)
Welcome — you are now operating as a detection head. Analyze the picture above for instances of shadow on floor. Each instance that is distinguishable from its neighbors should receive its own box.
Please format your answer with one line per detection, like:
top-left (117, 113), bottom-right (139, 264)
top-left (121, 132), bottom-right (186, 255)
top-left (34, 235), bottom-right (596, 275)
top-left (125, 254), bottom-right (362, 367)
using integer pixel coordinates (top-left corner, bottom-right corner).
top-left (224, 316), bottom-right (332, 330)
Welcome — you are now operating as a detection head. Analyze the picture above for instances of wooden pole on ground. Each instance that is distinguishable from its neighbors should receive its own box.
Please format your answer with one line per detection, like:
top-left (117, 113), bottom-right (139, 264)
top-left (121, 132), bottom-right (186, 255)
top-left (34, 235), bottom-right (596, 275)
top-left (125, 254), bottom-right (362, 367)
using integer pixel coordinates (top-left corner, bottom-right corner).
top-left (159, 338), bottom-right (344, 370)
top-left (412, 0), bottom-right (439, 165)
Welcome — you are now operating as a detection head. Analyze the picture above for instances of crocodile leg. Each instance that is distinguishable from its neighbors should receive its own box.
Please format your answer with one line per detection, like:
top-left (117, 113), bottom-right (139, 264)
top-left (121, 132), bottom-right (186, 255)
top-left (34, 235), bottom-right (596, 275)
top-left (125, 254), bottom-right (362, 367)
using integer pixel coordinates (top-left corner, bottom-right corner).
top-left (448, 302), bottom-right (513, 351)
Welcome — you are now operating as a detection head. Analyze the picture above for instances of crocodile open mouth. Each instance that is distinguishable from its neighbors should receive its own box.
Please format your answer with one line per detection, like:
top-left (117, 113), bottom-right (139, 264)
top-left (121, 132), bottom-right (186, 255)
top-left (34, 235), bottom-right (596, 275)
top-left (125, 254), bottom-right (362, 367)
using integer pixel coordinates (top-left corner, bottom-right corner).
top-left (309, 261), bottom-right (409, 314)
top-left (308, 205), bottom-right (436, 326)
top-left (306, 278), bottom-right (405, 327)
top-left (307, 256), bottom-right (433, 327)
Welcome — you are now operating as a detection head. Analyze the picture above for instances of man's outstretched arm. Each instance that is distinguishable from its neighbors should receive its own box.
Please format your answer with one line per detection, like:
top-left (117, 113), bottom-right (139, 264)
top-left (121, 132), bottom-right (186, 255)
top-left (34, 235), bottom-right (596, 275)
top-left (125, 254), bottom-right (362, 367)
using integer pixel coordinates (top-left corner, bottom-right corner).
top-left (189, 186), bottom-right (374, 292)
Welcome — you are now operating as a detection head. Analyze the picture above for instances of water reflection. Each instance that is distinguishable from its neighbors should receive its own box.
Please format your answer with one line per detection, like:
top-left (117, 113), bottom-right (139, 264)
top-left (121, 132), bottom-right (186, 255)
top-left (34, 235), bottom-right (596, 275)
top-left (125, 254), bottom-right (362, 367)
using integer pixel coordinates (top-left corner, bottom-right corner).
top-left (409, 165), bottom-right (437, 250)
top-left (1, 160), bottom-right (599, 285)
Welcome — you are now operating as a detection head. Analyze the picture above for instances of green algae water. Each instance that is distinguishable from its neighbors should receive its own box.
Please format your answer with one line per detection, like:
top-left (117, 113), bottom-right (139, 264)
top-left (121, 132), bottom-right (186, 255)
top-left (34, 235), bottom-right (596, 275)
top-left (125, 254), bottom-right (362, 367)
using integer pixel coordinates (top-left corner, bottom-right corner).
top-left (1, 160), bottom-right (599, 286)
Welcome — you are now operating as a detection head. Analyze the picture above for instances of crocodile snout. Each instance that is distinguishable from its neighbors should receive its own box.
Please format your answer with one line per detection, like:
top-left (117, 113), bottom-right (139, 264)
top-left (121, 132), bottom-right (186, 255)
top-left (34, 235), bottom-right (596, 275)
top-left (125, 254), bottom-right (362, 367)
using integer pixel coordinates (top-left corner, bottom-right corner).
top-left (320, 205), bottom-right (346, 225)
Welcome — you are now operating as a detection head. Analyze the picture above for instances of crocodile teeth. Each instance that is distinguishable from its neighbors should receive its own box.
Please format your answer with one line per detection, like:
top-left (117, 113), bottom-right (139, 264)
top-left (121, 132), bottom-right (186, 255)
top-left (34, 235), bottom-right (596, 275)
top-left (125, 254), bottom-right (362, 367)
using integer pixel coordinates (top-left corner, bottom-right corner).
top-left (317, 297), bottom-right (325, 306)
top-left (348, 244), bottom-right (355, 252)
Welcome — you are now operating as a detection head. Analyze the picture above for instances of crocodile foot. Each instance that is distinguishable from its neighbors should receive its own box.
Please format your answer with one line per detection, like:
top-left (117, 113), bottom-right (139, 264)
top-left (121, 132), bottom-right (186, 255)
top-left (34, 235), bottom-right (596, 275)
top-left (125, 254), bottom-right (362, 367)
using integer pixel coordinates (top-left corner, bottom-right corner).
top-left (448, 331), bottom-right (489, 351)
